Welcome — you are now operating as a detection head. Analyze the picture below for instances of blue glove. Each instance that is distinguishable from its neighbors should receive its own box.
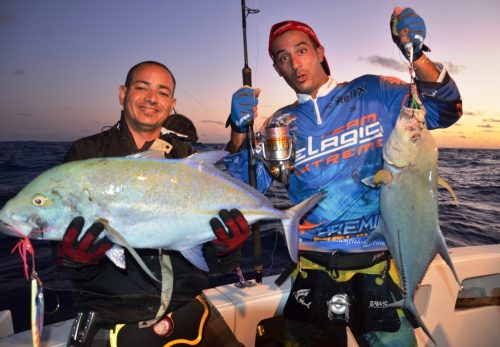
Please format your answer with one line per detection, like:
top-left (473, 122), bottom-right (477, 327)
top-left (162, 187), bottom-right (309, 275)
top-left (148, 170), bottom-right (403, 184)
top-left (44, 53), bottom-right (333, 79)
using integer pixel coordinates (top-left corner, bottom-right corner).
top-left (390, 7), bottom-right (429, 61)
top-left (229, 87), bottom-right (258, 133)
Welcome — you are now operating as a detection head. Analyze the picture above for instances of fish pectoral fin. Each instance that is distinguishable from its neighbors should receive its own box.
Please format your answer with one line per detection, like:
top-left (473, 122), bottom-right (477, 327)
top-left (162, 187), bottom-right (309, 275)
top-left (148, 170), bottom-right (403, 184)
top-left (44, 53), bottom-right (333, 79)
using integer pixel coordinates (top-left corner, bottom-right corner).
top-left (373, 170), bottom-right (393, 186)
top-left (180, 246), bottom-right (209, 272)
top-left (362, 170), bottom-right (392, 188)
top-left (438, 176), bottom-right (460, 206)
top-left (361, 176), bottom-right (377, 188)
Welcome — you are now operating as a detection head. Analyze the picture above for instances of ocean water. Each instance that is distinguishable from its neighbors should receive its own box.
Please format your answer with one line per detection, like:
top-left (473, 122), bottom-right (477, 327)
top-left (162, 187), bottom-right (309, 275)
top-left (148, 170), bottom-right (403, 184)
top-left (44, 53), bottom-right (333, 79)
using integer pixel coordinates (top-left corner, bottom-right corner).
top-left (0, 141), bottom-right (499, 332)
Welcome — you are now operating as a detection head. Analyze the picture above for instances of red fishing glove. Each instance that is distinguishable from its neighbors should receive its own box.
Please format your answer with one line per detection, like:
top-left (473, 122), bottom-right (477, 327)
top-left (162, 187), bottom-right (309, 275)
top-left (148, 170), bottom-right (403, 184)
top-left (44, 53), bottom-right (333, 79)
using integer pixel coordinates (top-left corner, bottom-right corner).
top-left (209, 209), bottom-right (250, 256)
top-left (55, 217), bottom-right (113, 268)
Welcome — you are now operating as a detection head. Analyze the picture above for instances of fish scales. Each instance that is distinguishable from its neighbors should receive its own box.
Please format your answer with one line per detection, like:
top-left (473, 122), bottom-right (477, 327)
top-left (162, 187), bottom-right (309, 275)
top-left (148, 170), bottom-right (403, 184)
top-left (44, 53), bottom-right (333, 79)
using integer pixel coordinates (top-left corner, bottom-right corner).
top-left (365, 105), bottom-right (461, 344)
top-left (0, 151), bottom-right (323, 272)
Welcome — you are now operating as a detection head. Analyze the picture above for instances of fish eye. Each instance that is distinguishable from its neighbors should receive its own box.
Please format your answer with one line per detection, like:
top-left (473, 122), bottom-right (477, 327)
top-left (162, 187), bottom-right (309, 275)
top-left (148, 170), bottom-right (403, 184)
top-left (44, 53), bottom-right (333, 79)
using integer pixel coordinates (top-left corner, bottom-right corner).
top-left (32, 194), bottom-right (48, 207)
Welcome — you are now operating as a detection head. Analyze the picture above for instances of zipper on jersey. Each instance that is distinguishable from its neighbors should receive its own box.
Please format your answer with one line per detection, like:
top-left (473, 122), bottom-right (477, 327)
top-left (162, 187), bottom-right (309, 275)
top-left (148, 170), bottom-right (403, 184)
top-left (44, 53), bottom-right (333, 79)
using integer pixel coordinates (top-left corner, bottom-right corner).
top-left (312, 98), bottom-right (322, 125)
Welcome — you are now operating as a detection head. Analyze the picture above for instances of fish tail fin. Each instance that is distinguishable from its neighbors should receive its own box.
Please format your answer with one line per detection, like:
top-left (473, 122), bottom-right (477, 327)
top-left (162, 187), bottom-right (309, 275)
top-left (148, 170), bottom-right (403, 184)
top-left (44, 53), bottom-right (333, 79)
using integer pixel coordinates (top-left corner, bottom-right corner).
top-left (282, 192), bottom-right (325, 263)
top-left (386, 299), bottom-right (437, 344)
top-left (437, 233), bottom-right (462, 288)
top-left (384, 298), bottom-right (403, 309)
top-left (405, 300), bottom-right (437, 345)
top-left (365, 224), bottom-right (385, 245)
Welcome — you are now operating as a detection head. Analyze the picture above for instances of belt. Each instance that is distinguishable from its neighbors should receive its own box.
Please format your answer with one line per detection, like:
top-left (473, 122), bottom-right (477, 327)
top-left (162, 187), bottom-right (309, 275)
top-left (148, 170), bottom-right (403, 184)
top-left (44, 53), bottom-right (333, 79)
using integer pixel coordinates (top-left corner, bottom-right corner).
top-left (300, 250), bottom-right (390, 270)
top-left (275, 250), bottom-right (390, 287)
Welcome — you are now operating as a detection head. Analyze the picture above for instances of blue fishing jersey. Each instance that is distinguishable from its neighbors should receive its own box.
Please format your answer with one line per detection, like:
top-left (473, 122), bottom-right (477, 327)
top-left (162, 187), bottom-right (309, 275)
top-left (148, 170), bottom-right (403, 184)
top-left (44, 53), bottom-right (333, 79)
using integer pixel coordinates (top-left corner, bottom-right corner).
top-left (225, 70), bottom-right (462, 254)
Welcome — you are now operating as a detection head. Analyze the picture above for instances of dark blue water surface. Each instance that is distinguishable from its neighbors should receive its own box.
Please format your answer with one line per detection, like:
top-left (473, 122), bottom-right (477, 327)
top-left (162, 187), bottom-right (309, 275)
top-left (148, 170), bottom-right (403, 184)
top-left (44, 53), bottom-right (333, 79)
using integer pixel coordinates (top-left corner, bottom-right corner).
top-left (0, 142), bottom-right (498, 332)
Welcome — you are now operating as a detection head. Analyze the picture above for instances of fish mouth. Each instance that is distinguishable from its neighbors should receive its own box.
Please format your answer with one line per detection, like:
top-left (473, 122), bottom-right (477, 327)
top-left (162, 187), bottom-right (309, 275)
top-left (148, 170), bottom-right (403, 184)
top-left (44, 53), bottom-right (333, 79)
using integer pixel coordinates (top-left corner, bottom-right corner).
top-left (0, 212), bottom-right (42, 239)
top-left (0, 220), bottom-right (18, 237)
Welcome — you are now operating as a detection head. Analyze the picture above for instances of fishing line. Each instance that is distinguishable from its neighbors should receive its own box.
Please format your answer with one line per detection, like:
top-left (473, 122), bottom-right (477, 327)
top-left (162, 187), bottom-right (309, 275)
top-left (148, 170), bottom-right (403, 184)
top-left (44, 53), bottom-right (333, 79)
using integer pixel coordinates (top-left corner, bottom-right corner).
top-left (175, 84), bottom-right (218, 119)
top-left (40, 284), bottom-right (161, 299)
top-left (40, 284), bottom-right (209, 307)
top-left (265, 219), bottom-right (280, 277)
top-left (43, 291), bottom-right (60, 315)
top-left (246, 0), bottom-right (262, 93)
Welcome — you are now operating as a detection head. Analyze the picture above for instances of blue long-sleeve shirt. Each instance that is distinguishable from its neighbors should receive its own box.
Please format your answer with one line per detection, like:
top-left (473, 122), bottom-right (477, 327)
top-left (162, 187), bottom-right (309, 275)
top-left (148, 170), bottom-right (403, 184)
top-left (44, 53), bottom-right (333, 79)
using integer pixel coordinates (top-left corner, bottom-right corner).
top-left (225, 69), bottom-right (462, 254)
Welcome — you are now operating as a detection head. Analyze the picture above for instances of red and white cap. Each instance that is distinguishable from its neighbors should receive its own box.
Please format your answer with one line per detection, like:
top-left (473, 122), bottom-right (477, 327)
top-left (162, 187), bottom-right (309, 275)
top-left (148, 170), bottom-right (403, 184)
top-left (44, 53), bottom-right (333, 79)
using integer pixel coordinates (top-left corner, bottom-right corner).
top-left (268, 20), bottom-right (330, 75)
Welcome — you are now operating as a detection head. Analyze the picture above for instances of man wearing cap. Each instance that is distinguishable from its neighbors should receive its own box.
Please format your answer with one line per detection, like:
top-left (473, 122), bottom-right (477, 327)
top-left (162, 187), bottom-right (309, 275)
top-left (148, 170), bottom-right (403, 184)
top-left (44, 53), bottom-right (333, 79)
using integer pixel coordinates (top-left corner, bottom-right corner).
top-left (224, 7), bottom-right (462, 347)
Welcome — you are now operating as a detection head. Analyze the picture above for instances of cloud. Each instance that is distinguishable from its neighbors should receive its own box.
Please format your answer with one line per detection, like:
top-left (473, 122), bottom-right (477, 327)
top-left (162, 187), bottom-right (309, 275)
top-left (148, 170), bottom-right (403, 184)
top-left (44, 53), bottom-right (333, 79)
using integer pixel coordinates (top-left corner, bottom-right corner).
top-left (18, 112), bottom-right (33, 118)
top-left (0, 15), bottom-right (14, 25)
top-left (478, 124), bottom-right (493, 128)
top-left (359, 56), bottom-right (407, 72)
top-left (463, 111), bottom-right (479, 116)
top-left (201, 120), bottom-right (224, 126)
top-left (12, 69), bottom-right (25, 76)
top-left (360, 56), bottom-right (466, 75)
top-left (441, 61), bottom-right (465, 74)
top-left (483, 118), bottom-right (500, 123)
top-left (463, 110), bottom-right (492, 117)
top-left (2, 69), bottom-right (25, 76)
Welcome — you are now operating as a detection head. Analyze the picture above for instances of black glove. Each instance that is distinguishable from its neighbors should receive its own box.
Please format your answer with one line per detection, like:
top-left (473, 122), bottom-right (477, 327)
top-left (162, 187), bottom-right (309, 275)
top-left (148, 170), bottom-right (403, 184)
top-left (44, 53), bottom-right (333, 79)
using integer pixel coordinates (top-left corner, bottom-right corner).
top-left (209, 209), bottom-right (250, 256)
top-left (55, 217), bottom-right (113, 268)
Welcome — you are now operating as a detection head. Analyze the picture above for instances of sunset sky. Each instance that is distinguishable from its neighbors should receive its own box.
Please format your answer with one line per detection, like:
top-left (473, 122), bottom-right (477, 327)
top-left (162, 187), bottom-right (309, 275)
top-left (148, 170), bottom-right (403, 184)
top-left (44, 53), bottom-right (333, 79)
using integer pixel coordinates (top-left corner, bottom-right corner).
top-left (1, 0), bottom-right (499, 149)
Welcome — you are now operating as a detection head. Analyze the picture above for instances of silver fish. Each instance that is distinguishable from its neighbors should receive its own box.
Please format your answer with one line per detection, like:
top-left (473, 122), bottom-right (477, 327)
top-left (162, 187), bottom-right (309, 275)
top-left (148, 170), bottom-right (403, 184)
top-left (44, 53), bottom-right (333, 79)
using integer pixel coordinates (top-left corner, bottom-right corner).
top-left (364, 105), bottom-right (461, 344)
top-left (0, 150), bottom-right (323, 277)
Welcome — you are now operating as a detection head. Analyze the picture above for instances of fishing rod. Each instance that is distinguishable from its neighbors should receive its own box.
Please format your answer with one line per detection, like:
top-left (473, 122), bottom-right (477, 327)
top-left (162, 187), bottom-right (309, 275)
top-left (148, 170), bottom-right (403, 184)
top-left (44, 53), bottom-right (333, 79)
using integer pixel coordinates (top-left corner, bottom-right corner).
top-left (240, 0), bottom-right (262, 284)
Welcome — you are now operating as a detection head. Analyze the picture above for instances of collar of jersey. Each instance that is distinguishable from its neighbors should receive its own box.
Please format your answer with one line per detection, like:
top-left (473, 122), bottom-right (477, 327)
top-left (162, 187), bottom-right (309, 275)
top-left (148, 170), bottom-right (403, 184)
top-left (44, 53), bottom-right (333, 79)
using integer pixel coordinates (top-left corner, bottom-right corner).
top-left (297, 76), bottom-right (337, 104)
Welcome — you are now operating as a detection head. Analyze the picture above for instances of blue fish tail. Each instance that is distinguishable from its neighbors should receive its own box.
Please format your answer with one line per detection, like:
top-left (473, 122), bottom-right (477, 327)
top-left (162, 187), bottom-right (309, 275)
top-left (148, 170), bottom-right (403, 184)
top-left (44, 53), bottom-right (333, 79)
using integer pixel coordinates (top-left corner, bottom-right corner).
top-left (386, 298), bottom-right (436, 344)
top-left (365, 224), bottom-right (385, 245)
top-left (281, 192), bottom-right (325, 263)
top-left (385, 299), bottom-right (403, 309)
top-left (406, 300), bottom-right (436, 345)
top-left (437, 230), bottom-right (462, 287)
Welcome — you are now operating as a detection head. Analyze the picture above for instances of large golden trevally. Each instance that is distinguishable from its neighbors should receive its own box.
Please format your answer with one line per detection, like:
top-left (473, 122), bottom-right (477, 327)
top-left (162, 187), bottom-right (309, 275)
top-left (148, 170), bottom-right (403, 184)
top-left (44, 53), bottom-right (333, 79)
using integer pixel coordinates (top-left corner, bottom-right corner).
top-left (0, 151), bottom-right (323, 277)
top-left (364, 104), bottom-right (461, 344)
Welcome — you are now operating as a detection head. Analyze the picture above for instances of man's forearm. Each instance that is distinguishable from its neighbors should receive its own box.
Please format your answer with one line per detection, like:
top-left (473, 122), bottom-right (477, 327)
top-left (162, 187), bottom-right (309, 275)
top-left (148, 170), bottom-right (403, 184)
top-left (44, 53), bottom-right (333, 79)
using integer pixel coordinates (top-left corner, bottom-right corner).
top-left (413, 53), bottom-right (440, 82)
top-left (228, 132), bottom-right (246, 153)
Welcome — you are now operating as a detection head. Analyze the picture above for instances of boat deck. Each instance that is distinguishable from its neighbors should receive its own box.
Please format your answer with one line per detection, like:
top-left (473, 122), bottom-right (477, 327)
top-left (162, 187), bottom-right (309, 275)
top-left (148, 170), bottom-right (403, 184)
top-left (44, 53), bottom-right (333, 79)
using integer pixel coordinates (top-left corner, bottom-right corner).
top-left (1, 244), bottom-right (499, 347)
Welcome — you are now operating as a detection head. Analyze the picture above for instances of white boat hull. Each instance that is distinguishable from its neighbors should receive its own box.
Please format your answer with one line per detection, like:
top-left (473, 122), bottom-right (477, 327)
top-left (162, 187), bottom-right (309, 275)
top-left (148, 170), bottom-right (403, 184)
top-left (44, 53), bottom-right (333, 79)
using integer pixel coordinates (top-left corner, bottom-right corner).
top-left (1, 244), bottom-right (499, 347)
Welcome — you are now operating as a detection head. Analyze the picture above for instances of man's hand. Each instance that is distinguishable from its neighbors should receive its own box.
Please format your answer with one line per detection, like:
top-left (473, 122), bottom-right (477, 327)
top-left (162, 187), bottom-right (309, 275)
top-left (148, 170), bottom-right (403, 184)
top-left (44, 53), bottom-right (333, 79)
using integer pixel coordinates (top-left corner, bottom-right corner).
top-left (229, 87), bottom-right (260, 133)
top-left (390, 7), bottom-right (429, 61)
top-left (209, 209), bottom-right (250, 256)
top-left (56, 217), bottom-right (113, 268)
